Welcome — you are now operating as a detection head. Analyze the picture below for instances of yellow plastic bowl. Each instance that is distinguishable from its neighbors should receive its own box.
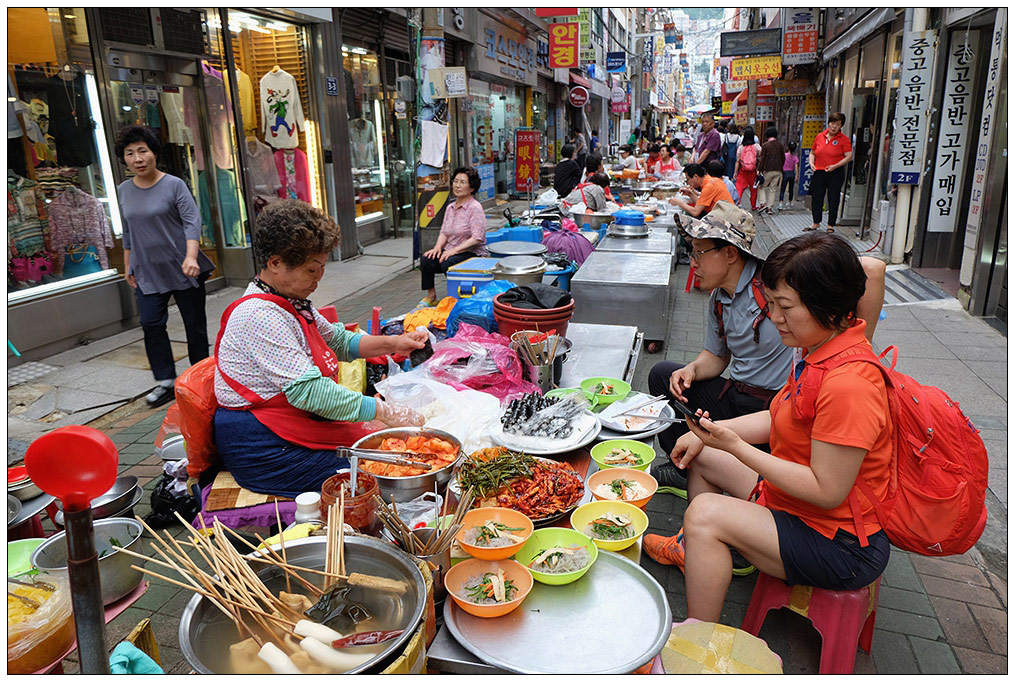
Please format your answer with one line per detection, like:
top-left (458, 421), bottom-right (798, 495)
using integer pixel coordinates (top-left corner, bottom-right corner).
top-left (513, 527), bottom-right (598, 585)
top-left (570, 500), bottom-right (649, 551)
top-left (590, 439), bottom-right (656, 472)
top-left (455, 507), bottom-right (535, 561)
top-left (444, 558), bottom-right (533, 618)
top-left (587, 467), bottom-right (659, 510)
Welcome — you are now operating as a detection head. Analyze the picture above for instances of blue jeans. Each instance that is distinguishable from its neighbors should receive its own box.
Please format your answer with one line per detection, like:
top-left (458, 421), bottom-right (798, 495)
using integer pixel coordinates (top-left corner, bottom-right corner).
top-left (213, 408), bottom-right (350, 498)
top-left (136, 276), bottom-right (208, 381)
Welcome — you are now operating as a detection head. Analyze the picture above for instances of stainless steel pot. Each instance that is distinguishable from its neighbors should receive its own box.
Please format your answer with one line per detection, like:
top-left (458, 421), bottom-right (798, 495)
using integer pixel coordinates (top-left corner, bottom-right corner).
top-left (8, 494), bottom-right (21, 525)
top-left (605, 222), bottom-right (651, 238)
top-left (491, 255), bottom-right (546, 287)
top-left (55, 475), bottom-right (139, 519)
top-left (178, 536), bottom-right (427, 674)
top-left (488, 240), bottom-right (548, 258)
top-left (351, 427), bottom-right (465, 503)
top-left (8, 479), bottom-right (43, 502)
top-left (31, 517), bottom-right (144, 605)
top-left (570, 212), bottom-right (616, 231)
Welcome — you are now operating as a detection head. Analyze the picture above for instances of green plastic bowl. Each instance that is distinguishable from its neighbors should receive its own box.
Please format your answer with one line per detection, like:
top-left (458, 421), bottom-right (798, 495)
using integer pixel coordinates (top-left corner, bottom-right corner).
top-left (7, 538), bottom-right (45, 577)
top-left (514, 527), bottom-right (598, 585)
top-left (546, 387), bottom-right (594, 404)
top-left (580, 377), bottom-right (631, 406)
top-left (590, 439), bottom-right (656, 472)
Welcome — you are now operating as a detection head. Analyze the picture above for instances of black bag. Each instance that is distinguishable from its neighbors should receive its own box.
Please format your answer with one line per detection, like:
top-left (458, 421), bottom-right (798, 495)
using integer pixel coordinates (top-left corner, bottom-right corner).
top-left (143, 473), bottom-right (200, 529)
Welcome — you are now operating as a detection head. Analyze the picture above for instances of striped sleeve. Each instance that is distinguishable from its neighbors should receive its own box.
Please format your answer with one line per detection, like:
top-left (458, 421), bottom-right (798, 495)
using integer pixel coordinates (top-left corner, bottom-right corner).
top-left (283, 366), bottom-right (376, 422)
top-left (326, 323), bottom-right (363, 361)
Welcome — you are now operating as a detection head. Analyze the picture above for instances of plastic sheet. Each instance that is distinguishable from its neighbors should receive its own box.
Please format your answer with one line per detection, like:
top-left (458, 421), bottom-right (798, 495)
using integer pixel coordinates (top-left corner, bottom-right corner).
top-left (171, 357), bottom-right (220, 479)
top-left (418, 324), bottom-right (539, 402)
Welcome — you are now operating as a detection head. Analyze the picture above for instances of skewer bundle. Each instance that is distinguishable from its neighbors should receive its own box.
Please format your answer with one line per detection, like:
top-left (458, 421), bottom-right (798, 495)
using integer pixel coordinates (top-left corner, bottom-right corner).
top-left (511, 329), bottom-right (562, 366)
top-left (373, 486), bottom-right (474, 558)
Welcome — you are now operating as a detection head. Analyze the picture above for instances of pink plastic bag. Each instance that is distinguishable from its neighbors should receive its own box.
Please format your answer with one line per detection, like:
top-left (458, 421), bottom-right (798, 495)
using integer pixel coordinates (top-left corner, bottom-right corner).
top-left (560, 217), bottom-right (580, 232)
top-left (419, 324), bottom-right (539, 401)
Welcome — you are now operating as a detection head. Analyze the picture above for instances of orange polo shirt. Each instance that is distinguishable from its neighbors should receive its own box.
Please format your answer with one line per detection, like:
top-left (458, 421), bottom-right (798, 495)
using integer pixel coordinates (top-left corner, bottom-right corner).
top-left (812, 129), bottom-right (852, 170)
top-left (696, 176), bottom-right (734, 213)
top-left (763, 321), bottom-right (893, 540)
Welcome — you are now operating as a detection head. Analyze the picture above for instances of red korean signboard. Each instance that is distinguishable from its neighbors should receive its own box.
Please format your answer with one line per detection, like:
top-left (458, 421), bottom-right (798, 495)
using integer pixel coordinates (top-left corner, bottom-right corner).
top-left (782, 8), bottom-right (819, 65)
top-left (536, 8), bottom-right (578, 17)
top-left (515, 129), bottom-right (541, 193)
top-left (548, 20), bottom-right (579, 68)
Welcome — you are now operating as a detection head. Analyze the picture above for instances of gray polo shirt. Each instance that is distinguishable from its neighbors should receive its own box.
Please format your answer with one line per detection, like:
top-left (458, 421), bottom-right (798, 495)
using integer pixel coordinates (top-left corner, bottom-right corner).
top-left (118, 174), bottom-right (214, 294)
top-left (704, 258), bottom-right (793, 390)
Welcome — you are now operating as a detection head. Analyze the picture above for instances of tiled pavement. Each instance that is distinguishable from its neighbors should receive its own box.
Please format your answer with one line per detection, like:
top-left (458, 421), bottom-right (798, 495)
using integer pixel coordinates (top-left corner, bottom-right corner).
top-left (23, 201), bottom-right (1008, 675)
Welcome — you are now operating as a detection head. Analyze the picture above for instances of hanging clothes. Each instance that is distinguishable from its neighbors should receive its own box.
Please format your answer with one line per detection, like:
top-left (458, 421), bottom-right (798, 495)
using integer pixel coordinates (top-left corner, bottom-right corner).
top-left (182, 65), bottom-right (235, 171)
top-left (349, 118), bottom-right (377, 168)
top-left (274, 148), bottom-right (310, 203)
top-left (7, 174), bottom-right (49, 256)
top-left (47, 71), bottom-right (96, 167)
top-left (235, 69), bottom-right (256, 136)
top-left (159, 88), bottom-right (191, 146)
top-left (197, 167), bottom-right (245, 247)
top-left (260, 68), bottom-right (305, 149)
top-left (46, 187), bottom-right (114, 268)
top-left (245, 138), bottom-right (282, 203)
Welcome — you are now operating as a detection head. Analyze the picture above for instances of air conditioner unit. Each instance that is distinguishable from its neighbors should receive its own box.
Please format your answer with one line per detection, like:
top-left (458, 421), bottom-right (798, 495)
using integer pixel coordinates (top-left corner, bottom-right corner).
top-left (98, 8), bottom-right (210, 56)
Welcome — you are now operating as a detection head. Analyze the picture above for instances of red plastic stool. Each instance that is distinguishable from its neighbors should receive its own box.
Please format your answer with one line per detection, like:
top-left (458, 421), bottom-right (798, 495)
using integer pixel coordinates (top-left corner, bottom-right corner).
top-left (740, 572), bottom-right (880, 674)
top-left (684, 266), bottom-right (699, 293)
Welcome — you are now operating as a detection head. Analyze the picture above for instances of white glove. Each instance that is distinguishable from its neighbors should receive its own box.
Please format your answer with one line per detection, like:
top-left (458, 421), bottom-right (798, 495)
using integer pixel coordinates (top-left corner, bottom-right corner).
top-left (375, 400), bottom-right (425, 428)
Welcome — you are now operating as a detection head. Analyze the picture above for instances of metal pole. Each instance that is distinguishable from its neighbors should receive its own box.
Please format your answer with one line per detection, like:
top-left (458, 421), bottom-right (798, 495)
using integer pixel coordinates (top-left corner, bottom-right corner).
top-left (64, 509), bottom-right (110, 674)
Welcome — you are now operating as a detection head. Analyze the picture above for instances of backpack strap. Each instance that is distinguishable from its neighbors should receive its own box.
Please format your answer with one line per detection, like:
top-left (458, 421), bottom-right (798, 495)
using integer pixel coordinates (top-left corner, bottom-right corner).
top-left (748, 265), bottom-right (769, 343)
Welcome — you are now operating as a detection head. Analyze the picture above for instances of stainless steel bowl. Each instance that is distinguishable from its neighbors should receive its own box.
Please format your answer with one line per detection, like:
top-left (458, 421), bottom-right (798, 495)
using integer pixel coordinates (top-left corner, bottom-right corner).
top-left (156, 434), bottom-right (188, 461)
top-left (605, 222), bottom-right (651, 238)
top-left (55, 476), bottom-right (139, 519)
top-left (53, 485), bottom-right (143, 528)
top-left (31, 517), bottom-right (144, 605)
top-left (570, 212), bottom-right (617, 231)
top-left (8, 494), bottom-right (21, 525)
top-left (178, 536), bottom-right (427, 674)
top-left (8, 479), bottom-right (43, 502)
top-left (352, 427), bottom-right (464, 503)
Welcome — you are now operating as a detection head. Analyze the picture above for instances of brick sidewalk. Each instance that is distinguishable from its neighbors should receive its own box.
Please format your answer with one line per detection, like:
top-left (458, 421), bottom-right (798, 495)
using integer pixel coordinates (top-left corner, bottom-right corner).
top-left (44, 212), bottom-right (1006, 674)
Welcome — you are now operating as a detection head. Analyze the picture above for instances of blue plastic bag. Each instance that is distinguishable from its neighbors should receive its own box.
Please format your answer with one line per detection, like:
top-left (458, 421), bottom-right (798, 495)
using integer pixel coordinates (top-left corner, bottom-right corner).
top-left (446, 280), bottom-right (514, 336)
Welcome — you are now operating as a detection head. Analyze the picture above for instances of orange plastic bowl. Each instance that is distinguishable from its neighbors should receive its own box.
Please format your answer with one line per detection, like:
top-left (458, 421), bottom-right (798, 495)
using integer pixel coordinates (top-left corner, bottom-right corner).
top-left (586, 467), bottom-right (659, 510)
top-left (444, 558), bottom-right (534, 618)
top-left (455, 507), bottom-right (535, 561)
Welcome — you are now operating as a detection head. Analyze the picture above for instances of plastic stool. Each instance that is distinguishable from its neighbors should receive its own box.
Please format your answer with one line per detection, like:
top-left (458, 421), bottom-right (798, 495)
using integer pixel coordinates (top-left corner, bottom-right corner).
top-left (684, 266), bottom-right (697, 293)
top-left (740, 572), bottom-right (880, 674)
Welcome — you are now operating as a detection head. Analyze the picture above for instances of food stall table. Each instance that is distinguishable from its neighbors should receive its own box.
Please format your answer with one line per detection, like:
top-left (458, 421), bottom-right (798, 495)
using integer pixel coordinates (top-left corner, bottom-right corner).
top-left (571, 252), bottom-right (675, 347)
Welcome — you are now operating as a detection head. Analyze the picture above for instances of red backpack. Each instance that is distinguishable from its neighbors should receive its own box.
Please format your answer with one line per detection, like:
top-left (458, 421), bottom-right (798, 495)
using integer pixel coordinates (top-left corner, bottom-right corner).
top-left (794, 346), bottom-right (989, 556)
top-left (740, 144), bottom-right (758, 171)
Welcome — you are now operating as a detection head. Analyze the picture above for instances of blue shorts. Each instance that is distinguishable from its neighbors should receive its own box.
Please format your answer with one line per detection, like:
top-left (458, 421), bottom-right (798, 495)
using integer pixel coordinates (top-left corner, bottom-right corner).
top-left (770, 509), bottom-right (890, 590)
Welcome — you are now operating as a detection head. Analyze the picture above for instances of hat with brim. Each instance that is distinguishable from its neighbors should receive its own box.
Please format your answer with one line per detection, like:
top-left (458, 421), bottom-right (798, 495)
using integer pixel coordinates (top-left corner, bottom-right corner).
top-left (677, 201), bottom-right (758, 257)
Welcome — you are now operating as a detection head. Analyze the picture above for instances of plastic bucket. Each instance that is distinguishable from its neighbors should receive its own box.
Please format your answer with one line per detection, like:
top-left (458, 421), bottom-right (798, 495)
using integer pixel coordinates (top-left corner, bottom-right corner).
top-left (495, 309), bottom-right (573, 338)
top-left (493, 294), bottom-right (574, 317)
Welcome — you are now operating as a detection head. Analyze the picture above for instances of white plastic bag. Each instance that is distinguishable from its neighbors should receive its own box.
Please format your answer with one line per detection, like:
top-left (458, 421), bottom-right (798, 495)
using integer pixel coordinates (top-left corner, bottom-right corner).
top-left (537, 188), bottom-right (559, 205)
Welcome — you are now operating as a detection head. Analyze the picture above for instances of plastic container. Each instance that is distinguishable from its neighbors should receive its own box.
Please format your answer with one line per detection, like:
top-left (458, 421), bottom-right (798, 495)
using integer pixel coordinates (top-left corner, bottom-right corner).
top-left (455, 507), bottom-right (534, 561)
top-left (613, 209), bottom-right (647, 226)
top-left (320, 471), bottom-right (381, 535)
top-left (570, 500), bottom-right (649, 552)
top-left (590, 439), bottom-right (656, 472)
top-left (493, 293), bottom-right (574, 338)
top-left (586, 467), bottom-right (659, 510)
top-left (443, 558), bottom-right (534, 618)
top-left (514, 528), bottom-right (598, 585)
top-left (446, 257), bottom-right (501, 299)
top-left (294, 492), bottom-right (322, 524)
top-left (580, 376), bottom-right (631, 406)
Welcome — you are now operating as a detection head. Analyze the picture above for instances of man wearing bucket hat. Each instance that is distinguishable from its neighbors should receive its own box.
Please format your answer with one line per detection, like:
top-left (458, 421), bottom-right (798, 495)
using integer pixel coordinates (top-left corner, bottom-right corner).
top-left (647, 202), bottom-right (887, 505)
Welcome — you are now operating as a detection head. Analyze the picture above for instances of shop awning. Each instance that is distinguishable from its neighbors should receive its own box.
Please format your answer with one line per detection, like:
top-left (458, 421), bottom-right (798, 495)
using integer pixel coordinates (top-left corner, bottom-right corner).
top-left (569, 72), bottom-right (591, 88)
top-left (822, 7), bottom-right (897, 61)
top-left (733, 83), bottom-right (775, 105)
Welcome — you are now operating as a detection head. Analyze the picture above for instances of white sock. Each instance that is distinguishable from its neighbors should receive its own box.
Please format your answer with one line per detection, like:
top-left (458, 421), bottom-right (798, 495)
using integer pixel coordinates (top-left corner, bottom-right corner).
top-left (159, 379), bottom-right (175, 388)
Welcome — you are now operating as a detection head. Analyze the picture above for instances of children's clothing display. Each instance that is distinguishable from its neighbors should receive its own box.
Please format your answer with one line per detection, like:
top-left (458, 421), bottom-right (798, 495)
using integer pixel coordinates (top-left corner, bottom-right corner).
top-left (47, 186), bottom-right (114, 269)
top-left (274, 148), bottom-right (310, 202)
top-left (260, 68), bottom-right (305, 149)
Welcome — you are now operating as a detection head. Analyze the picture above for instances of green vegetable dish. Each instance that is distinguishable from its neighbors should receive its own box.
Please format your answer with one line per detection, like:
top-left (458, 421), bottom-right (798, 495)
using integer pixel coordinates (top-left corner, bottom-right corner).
top-left (463, 570), bottom-right (518, 604)
top-left (583, 513), bottom-right (635, 541)
top-left (591, 382), bottom-right (616, 395)
top-left (464, 521), bottom-right (527, 548)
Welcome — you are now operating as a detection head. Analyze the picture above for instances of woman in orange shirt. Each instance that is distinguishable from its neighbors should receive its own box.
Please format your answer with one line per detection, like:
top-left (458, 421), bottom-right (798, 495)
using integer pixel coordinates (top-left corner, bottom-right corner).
top-left (643, 232), bottom-right (892, 623)
top-left (807, 112), bottom-right (854, 231)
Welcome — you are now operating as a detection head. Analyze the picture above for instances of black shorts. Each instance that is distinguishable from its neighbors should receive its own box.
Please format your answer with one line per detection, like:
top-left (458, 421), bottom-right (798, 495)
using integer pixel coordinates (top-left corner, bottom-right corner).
top-left (770, 509), bottom-right (890, 590)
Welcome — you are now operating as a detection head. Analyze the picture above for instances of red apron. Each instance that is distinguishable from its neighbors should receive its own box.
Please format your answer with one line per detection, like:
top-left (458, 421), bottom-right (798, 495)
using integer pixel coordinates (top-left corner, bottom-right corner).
top-left (214, 293), bottom-right (374, 450)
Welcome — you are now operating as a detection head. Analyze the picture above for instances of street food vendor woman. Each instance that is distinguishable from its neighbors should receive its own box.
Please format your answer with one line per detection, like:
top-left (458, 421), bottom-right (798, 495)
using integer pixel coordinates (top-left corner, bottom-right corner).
top-left (214, 199), bottom-right (427, 497)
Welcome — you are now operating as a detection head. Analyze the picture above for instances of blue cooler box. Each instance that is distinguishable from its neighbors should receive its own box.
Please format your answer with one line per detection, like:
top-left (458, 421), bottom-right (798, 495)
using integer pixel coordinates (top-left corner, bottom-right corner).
top-left (445, 257), bottom-right (501, 299)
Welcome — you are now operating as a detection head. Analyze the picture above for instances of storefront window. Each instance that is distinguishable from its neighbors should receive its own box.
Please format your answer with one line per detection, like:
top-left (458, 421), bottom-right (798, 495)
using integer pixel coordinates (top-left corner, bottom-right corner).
top-left (468, 79), bottom-right (522, 195)
top-left (343, 47), bottom-right (389, 223)
top-left (226, 10), bottom-right (324, 220)
top-left (7, 8), bottom-right (121, 300)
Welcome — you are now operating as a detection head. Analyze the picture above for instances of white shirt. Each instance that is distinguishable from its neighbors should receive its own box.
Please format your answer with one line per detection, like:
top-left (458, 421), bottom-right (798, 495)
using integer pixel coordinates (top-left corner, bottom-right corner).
top-left (620, 154), bottom-right (640, 170)
top-left (260, 69), bottom-right (305, 148)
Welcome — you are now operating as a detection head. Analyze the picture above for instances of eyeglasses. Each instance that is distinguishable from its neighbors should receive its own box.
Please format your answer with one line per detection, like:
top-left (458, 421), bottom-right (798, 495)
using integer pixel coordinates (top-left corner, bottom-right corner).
top-left (690, 246), bottom-right (723, 261)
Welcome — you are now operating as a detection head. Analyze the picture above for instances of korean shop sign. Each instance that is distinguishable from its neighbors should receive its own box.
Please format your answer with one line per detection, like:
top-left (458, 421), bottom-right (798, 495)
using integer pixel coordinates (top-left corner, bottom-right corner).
top-left (515, 129), bottom-right (540, 192)
top-left (606, 51), bottom-right (626, 73)
top-left (549, 20), bottom-right (579, 68)
top-left (890, 29), bottom-right (937, 184)
top-left (730, 55), bottom-right (782, 81)
top-left (578, 8), bottom-right (595, 62)
top-left (928, 30), bottom-right (979, 233)
top-left (782, 8), bottom-right (818, 65)
top-left (474, 16), bottom-right (537, 86)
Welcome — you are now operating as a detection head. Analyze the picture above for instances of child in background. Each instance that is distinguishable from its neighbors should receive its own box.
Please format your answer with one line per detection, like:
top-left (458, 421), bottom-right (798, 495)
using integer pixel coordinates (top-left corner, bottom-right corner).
top-left (779, 141), bottom-right (800, 210)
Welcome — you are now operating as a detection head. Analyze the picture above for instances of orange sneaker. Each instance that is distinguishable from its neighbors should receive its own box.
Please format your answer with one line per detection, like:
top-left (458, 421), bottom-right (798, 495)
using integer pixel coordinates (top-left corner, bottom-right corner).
top-left (643, 529), bottom-right (685, 571)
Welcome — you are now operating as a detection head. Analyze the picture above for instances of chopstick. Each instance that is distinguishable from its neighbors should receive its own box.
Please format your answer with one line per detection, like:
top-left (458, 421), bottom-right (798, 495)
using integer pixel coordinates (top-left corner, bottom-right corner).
top-left (615, 412), bottom-right (688, 424)
top-left (621, 394), bottom-right (668, 412)
top-left (338, 448), bottom-right (433, 471)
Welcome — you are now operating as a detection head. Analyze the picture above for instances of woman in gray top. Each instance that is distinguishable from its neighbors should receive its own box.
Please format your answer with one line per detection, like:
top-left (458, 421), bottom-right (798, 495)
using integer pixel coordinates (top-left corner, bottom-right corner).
top-left (115, 125), bottom-right (215, 407)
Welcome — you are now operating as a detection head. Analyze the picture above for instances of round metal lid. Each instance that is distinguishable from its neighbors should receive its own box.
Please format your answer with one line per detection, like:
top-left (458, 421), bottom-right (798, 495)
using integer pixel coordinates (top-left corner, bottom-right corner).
top-left (489, 241), bottom-right (548, 256)
top-left (493, 255), bottom-right (547, 275)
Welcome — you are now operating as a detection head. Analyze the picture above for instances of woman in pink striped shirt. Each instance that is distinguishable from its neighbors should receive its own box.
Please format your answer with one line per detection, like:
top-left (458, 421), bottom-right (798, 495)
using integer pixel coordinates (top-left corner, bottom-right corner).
top-left (419, 166), bottom-right (489, 306)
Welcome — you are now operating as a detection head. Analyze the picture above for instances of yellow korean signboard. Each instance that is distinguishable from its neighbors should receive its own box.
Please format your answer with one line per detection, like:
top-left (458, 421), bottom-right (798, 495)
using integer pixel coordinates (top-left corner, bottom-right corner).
top-left (721, 100), bottom-right (733, 115)
top-left (730, 55), bottom-right (782, 81)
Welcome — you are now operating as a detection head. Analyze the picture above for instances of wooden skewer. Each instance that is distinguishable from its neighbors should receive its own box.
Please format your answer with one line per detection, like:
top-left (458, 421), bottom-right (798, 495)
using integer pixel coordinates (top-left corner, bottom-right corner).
top-left (251, 532), bottom-right (323, 598)
top-left (274, 499), bottom-right (291, 595)
top-left (338, 490), bottom-right (346, 578)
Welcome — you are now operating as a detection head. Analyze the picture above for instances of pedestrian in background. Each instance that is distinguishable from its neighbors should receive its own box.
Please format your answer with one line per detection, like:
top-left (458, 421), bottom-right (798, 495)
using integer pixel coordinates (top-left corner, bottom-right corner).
top-left (693, 113), bottom-right (722, 165)
top-left (779, 141), bottom-right (800, 210)
top-left (807, 112), bottom-right (853, 232)
top-left (572, 126), bottom-right (588, 172)
top-left (757, 126), bottom-right (785, 214)
top-left (553, 143), bottom-right (582, 198)
top-left (115, 125), bottom-right (215, 407)
top-left (734, 127), bottom-right (761, 211)
top-left (723, 124), bottom-right (741, 180)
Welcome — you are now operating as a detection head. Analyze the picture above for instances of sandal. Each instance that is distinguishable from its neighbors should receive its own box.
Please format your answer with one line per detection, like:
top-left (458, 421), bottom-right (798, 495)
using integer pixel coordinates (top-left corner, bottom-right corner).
top-left (826, 227), bottom-right (836, 234)
top-left (803, 224), bottom-right (819, 232)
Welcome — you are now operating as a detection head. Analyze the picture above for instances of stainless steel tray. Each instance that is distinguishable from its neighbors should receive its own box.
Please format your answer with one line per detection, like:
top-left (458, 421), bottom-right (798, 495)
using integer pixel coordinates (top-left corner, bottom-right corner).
top-left (443, 550), bottom-right (671, 674)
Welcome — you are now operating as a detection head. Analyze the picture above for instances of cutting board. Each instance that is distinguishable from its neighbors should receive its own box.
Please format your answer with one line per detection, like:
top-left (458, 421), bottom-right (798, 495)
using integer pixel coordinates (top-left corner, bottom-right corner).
top-left (205, 471), bottom-right (292, 511)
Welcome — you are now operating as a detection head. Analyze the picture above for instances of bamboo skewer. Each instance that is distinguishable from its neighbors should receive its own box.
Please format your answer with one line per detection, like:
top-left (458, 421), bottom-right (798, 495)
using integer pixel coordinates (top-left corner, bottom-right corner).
top-left (338, 491), bottom-right (346, 578)
top-left (274, 499), bottom-right (291, 594)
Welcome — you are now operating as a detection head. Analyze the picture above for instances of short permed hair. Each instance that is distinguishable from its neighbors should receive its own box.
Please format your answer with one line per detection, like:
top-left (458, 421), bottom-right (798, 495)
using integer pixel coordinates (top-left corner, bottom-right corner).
top-left (684, 163), bottom-right (706, 179)
top-left (451, 166), bottom-right (481, 194)
top-left (761, 232), bottom-right (865, 330)
top-left (252, 200), bottom-right (341, 271)
top-left (114, 125), bottom-right (161, 163)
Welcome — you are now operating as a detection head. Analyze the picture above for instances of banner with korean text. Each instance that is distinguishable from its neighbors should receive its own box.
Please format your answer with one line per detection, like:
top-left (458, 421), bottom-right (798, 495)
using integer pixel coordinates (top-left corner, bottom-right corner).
top-left (549, 21), bottom-right (579, 68)
top-left (730, 55), bottom-right (782, 80)
top-left (514, 129), bottom-right (540, 193)
top-left (782, 8), bottom-right (818, 65)
top-left (889, 29), bottom-right (937, 184)
top-left (927, 30), bottom-right (979, 232)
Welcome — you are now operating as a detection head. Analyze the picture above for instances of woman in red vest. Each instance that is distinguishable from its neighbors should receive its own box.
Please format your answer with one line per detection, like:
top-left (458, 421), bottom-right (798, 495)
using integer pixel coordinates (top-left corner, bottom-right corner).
top-left (213, 200), bottom-right (427, 497)
top-left (643, 232), bottom-right (893, 623)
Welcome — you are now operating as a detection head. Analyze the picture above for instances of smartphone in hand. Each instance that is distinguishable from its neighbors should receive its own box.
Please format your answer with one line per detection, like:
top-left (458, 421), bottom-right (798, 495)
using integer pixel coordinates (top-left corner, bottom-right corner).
top-left (673, 399), bottom-right (703, 426)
